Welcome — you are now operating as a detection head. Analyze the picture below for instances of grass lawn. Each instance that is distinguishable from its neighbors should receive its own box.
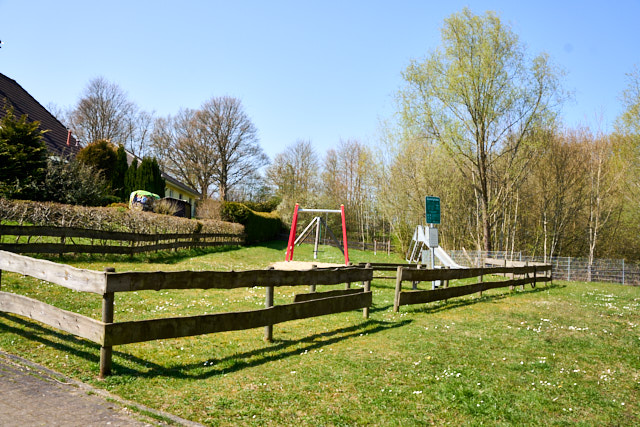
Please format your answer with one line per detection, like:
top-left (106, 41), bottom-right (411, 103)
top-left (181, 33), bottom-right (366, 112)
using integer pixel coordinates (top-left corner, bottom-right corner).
top-left (1, 242), bottom-right (639, 425)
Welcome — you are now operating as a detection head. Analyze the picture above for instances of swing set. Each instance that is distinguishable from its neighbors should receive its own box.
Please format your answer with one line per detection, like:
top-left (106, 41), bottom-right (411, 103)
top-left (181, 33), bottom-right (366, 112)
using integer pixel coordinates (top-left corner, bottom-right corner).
top-left (285, 203), bottom-right (350, 265)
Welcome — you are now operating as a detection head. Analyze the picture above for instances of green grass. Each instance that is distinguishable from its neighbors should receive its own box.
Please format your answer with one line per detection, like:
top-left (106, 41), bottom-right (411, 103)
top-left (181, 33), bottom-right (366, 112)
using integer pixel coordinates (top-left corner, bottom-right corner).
top-left (1, 242), bottom-right (639, 425)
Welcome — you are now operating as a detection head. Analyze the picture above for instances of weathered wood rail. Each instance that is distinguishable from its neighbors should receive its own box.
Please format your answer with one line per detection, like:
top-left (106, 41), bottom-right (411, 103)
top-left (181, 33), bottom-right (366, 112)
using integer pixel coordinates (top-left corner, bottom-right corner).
top-left (0, 225), bottom-right (244, 255)
top-left (0, 250), bottom-right (372, 377)
top-left (393, 264), bottom-right (552, 312)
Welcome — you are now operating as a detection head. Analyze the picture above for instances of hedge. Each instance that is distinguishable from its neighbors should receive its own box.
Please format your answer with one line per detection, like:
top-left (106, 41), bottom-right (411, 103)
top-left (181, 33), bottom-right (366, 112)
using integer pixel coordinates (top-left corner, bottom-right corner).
top-left (221, 202), bottom-right (282, 243)
top-left (0, 198), bottom-right (243, 235)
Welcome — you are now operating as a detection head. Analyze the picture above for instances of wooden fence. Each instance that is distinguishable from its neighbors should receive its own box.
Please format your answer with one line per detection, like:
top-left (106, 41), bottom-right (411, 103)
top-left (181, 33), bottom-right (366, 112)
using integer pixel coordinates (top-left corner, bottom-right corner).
top-left (0, 225), bottom-right (244, 255)
top-left (393, 263), bottom-right (552, 312)
top-left (0, 250), bottom-right (372, 377)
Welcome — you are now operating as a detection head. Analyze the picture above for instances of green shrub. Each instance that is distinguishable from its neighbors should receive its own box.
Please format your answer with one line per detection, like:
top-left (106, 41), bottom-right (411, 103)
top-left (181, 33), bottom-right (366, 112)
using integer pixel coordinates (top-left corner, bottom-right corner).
top-left (221, 201), bottom-right (282, 243)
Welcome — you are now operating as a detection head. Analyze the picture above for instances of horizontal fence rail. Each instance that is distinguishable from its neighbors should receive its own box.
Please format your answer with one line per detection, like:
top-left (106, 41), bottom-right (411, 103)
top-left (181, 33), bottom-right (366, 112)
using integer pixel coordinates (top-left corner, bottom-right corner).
top-left (0, 250), bottom-right (372, 378)
top-left (393, 264), bottom-right (552, 312)
top-left (0, 225), bottom-right (244, 255)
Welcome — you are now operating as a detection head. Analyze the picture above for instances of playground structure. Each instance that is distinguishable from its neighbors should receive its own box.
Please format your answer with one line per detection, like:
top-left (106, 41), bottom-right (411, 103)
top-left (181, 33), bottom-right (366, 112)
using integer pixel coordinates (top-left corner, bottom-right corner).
top-left (285, 204), bottom-right (349, 265)
top-left (406, 225), bottom-right (464, 269)
top-left (406, 197), bottom-right (465, 288)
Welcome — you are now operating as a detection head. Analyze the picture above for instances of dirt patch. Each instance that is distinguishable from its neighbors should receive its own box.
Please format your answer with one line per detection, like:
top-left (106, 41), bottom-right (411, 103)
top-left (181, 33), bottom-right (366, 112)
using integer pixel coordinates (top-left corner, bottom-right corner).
top-left (270, 261), bottom-right (348, 271)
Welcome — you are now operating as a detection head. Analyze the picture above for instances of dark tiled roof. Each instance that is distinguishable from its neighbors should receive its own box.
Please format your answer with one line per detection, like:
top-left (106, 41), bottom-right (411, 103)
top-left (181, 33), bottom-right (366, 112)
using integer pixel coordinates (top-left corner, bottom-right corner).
top-left (0, 73), bottom-right (80, 157)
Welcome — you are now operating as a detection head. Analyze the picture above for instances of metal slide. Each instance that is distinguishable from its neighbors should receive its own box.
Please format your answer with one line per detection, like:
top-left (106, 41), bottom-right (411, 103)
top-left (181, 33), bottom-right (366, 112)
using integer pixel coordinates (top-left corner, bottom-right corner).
top-left (406, 225), bottom-right (465, 268)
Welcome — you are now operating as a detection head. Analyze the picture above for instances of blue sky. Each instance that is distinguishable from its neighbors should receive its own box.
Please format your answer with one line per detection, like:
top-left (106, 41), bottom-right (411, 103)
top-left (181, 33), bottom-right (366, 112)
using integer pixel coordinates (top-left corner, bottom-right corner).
top-left (1, 0), bottom-right (639, 160)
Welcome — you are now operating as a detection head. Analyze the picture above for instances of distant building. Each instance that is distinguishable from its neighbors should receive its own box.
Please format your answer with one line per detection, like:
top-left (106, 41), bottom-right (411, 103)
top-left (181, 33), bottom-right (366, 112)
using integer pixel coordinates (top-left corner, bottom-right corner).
top-left (0, 72), bottom-right (80, 157)
top-left (124, 150), bottom-right (201, 218)
top-left (0, 72), bottom-right (201, 216)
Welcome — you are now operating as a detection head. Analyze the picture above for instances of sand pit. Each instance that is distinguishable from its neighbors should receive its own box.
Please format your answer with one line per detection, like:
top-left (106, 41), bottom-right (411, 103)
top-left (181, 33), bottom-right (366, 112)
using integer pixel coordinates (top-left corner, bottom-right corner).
top-left (270, 261), bottom-right (349, 271)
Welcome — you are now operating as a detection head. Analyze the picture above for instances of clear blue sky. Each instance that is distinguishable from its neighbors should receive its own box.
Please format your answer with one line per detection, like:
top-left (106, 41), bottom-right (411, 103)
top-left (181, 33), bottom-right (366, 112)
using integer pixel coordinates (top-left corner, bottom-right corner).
top-left (1, 0), bottom-right (639, 160)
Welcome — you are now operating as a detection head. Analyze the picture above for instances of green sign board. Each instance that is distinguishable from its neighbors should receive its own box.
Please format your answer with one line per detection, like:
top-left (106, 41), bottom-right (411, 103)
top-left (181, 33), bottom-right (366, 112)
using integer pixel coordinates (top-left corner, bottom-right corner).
top-left (425, 196), bottom-right (441, 224)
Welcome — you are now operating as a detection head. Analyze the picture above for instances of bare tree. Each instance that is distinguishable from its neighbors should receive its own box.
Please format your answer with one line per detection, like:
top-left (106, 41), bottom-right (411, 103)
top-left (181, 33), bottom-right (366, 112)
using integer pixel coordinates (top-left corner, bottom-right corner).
top-left (265, 140), bottom-right (320, 222)
top-left (196, 96), bottom-right (267, 200)
top-left (153, 97), bottom-right (267, 200)
top-left (152, 108), bottom-right (217, 198)
top-left (68, 77), bottom-right (154, 155)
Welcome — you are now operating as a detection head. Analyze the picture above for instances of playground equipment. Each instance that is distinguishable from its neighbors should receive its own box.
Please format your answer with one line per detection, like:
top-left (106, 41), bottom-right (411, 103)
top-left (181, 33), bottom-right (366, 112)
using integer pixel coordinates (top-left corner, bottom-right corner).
top-left (285, 203), bottom-right (349, 265)
top-left (406, 197), bottom-right (465, 288)
top-left (406, 225), bottom-right (464, 269)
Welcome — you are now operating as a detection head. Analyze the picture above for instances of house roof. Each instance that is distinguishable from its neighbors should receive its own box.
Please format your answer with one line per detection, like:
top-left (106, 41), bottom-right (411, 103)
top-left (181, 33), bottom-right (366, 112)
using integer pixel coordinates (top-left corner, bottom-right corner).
top-left (0, 73), bottom-right (80, 157)
top-left (162, 171), bottom-right (201, 198)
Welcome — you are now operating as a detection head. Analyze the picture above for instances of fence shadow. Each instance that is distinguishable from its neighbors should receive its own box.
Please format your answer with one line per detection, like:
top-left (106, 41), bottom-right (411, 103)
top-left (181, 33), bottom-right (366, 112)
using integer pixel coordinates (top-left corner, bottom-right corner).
top-left (0, 312), bottom-right (410, 380)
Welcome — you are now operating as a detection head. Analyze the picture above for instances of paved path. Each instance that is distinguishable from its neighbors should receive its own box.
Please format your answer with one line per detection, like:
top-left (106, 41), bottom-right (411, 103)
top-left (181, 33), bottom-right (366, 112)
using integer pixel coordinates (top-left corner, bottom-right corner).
top-left (0, 351), bottom-right (202, 426)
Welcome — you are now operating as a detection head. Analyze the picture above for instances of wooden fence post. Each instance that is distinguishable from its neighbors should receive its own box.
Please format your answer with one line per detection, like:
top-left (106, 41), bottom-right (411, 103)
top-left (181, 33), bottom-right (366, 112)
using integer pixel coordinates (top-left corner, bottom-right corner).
top-left (99, 267), bottom-right (116, 379)
top-left (393, 266), bottom-right (403, 312)
top-left (478, 267), bottom-right (483, 298)
top-left (533, 265), bottom-right (537, 289)
top-left (310, 265), bottom-right (317, 293)
top-left (523, 261), bottom-right (528, 290)
top-left (264, 266), bottom-right (275, 342)
top-left (363, 263), bottom-right (371, 319)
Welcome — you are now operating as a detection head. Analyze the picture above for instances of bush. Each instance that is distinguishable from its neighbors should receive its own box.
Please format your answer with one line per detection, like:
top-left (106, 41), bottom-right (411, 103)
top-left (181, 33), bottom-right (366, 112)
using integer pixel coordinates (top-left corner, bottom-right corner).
top-left (154, 199), bottom-right (180, 216)
top-left (42, 158), bottom-right (112, 206)
top-left (0, 198), bottom-right (243, 235)
top-left (196, 199), bottom-right (222, 221)
top-left (221, 201), bottom-right (282, 243)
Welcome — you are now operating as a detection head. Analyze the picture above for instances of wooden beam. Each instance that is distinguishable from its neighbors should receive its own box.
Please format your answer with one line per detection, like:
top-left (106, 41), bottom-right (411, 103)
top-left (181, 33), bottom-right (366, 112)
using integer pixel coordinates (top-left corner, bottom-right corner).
top-left (0, 250), bottom-right (106, 294)
top-left (0, 291), bottom-right (104, 344)
top-left (104, 291), bottom-right (372, 346)
top-left (397, 277), bottom-right (551, 307)
top-left (105, 267), bottom-right (373, 293)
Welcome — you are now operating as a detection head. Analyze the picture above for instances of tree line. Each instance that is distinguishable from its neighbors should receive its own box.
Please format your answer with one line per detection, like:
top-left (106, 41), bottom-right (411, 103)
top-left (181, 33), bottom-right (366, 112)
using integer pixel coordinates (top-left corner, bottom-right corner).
top-left (10, 8), bottom-right (638, 263)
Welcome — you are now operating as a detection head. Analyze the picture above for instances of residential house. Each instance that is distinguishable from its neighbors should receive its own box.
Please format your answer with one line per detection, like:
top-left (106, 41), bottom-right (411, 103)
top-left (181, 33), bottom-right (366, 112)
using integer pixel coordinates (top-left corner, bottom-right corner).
top-left (0, 72), bottom-right (80, 157)
top-left (1, 72), bottom-right (201, 217)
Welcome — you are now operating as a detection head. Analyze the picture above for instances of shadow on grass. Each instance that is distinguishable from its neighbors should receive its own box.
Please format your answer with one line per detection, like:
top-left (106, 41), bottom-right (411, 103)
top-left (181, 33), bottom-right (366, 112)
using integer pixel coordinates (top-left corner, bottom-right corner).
top-left (114, 318), bottom-right (412, 380)
top-left (404, 283), bottom-right (566, 315)
top-left (0, 312), bottom-right (410, 381)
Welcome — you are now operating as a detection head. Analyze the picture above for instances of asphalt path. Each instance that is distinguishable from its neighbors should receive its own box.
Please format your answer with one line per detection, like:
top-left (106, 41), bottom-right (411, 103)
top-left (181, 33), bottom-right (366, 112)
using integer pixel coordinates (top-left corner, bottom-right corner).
top-left (0, 350), bottom-right (202, 426)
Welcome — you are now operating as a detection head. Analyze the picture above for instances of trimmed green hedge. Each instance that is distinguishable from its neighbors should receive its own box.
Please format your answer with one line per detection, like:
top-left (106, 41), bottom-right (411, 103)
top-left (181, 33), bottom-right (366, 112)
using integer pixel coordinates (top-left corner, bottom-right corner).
top-left (221, 202), bottom-right (282, 243)
top-left (0, 198), bottom-right (243, 235)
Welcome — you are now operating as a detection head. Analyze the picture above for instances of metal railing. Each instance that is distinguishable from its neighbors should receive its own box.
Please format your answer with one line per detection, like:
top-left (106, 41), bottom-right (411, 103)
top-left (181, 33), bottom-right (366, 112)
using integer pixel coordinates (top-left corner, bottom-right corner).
top-left (448, 250), bottom-right (638, 285)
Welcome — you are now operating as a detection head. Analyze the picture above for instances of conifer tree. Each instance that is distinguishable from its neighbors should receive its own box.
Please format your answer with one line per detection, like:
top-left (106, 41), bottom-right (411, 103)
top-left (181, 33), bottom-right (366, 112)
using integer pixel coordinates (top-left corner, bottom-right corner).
top-left (112, 144), bottom-right (128, 201)
top-left (124, 158), bottom-right (138, 198)
top-left (0, 105), bottom-right (48, 199)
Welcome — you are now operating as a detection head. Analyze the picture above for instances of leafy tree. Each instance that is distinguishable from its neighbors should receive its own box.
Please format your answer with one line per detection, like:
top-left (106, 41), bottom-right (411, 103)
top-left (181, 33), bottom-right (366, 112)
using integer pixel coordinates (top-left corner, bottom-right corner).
top-left (0, 105), bottom-right (48, 199)
top-left (135, 156), bottom-right (165, 196)
top-left (124, 157), bottom-right (138, 198)
top-left (151, 157), bottom-right (165, 197)
top-left (617, 65), bottom-right (640, 136)
top-left (76, 139), bottom-right (117, 184)
top-left (112, 144), bottom-right (128, 201)
top-left (397, 8), bottom-right (564, 251)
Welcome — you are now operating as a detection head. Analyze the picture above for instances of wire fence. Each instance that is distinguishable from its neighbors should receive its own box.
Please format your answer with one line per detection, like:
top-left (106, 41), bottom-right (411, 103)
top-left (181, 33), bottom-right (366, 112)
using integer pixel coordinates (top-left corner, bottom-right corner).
top-left (449, 250), bottom-right (640, 286)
